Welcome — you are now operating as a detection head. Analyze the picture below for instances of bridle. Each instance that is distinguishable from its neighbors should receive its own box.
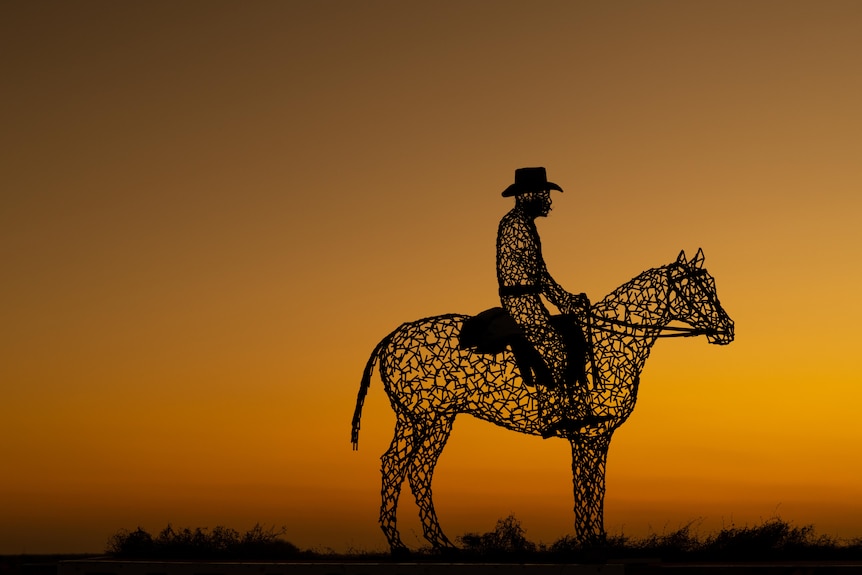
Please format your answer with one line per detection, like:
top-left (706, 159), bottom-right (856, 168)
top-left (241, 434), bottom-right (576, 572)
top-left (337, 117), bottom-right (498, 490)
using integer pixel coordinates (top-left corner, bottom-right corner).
top-left (584, 266), bottom-right (726, 339)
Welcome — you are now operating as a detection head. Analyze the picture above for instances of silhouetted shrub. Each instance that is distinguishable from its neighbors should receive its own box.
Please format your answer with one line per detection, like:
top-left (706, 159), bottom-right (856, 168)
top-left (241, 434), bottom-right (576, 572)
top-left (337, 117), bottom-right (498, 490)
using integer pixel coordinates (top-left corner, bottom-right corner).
top-left (106, 516), bottom-right (862, 562)
top-left (106, 527), bottom-right (154, 557)
top-left (547, 516), bottom-right (862, 562)
top-left (237, 523), bottom-right (302, 558)
top-left (701, 517), bottom-right (841, 561)
top-left (457, 515), bottom-right (537, 556)
top-left (106, 524), bottom-right (300, 559)
top-left (629, 520), bottom-right (703, 560)
top-left (458, 515), bottom-right (861, 562)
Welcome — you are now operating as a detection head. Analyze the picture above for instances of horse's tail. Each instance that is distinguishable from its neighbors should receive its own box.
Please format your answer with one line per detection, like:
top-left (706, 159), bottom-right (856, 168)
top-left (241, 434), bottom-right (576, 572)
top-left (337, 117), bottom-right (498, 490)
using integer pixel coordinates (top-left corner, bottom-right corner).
top-left (351, 329), bottom-right (397, 451)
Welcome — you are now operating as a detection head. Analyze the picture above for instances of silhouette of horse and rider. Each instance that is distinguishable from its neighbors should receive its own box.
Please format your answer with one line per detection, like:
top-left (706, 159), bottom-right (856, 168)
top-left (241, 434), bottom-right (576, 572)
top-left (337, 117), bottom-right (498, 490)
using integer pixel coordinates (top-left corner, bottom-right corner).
top-left (352, 167), bottom-right (735, 553)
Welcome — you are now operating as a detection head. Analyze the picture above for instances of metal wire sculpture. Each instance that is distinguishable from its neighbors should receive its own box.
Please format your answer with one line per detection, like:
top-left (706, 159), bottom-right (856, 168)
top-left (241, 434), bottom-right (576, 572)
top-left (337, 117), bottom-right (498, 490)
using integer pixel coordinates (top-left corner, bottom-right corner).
top-left (351, 248), bottom-right (734, 553)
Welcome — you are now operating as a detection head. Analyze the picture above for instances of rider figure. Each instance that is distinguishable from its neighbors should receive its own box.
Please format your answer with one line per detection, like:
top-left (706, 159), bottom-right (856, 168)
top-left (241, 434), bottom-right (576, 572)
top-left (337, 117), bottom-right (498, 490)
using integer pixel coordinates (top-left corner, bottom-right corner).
top-left (497, 167), bottom-right (593, 435)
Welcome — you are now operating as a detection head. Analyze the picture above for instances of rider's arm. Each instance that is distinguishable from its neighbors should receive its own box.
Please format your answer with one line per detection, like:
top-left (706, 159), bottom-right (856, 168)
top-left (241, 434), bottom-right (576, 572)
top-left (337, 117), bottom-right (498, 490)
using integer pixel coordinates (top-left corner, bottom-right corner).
top-left (540, 261), bottom-right (590, 316)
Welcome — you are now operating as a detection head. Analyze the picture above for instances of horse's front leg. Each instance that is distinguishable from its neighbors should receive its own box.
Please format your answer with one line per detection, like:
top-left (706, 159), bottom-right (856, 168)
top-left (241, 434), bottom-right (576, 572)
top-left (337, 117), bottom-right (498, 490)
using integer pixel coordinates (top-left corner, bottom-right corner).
top-left (407, 414), bottom-right (456, 550)
top-left (570, 433), bottom-right (611, 544)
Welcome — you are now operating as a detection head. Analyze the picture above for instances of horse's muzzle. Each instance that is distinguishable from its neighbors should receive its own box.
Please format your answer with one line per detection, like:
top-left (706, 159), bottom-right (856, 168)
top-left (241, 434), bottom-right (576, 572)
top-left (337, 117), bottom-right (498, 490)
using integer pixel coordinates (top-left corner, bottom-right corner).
top-left (707, 320), bottom-right (735, 345)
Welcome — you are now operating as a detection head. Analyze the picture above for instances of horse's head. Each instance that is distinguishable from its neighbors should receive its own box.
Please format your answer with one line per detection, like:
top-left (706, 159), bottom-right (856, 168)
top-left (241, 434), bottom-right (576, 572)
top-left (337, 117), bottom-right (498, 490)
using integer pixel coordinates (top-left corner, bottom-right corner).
top-left (666, 249), bottom-right (735, 345)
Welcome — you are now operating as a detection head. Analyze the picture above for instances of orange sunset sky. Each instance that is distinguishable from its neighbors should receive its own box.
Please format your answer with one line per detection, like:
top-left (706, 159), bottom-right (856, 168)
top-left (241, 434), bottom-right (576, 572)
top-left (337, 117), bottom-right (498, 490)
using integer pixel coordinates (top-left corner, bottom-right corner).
top-left (2, 0), bottom-right (861, 554)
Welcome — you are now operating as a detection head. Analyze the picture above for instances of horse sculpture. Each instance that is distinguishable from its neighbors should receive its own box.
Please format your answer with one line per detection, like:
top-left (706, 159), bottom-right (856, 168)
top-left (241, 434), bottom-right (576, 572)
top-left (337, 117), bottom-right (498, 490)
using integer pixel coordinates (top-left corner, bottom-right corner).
top-left (351, 249), bottom-right (734, 552)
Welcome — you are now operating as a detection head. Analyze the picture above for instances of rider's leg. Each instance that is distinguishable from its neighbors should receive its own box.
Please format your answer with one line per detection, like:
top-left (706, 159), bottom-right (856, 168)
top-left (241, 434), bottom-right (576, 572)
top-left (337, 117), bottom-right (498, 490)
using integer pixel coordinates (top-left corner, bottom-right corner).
top-left (502, 296), bottom-right (573, 428)
top-left (529, 324), bottom-right (568, 388)
top-left (503, 297), bottom-right (608, 436)
top-left (508, 297), bottom-right (568, 385)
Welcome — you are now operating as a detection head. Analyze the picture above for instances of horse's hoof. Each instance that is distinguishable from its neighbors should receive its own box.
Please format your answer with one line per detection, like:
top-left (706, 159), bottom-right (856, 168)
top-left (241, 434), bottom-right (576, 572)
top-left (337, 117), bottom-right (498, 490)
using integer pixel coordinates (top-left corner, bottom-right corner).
top-left (390, 545), bottom-right (412, 559)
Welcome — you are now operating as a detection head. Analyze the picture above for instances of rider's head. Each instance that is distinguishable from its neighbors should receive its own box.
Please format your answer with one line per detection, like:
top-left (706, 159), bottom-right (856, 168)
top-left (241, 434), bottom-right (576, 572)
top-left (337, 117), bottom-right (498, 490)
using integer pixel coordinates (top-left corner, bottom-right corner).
top-left (502, 167), bottom-right (562, 219)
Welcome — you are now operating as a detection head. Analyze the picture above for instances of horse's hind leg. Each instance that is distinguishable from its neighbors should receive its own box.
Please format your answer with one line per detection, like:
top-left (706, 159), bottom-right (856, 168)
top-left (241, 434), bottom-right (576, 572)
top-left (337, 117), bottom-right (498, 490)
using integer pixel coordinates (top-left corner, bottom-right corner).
top-left (380, 415), bottom-right (415, 553)
top-left (408, 414), bottom-right (456, 549)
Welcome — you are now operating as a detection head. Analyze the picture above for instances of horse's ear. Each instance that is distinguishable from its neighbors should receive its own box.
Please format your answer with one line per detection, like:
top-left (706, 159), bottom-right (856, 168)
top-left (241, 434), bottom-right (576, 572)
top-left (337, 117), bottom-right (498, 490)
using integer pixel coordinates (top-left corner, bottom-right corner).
top-left (692, 248), bottom-right (705, 268)
top-left (676, 250), bottom-right (687, 265)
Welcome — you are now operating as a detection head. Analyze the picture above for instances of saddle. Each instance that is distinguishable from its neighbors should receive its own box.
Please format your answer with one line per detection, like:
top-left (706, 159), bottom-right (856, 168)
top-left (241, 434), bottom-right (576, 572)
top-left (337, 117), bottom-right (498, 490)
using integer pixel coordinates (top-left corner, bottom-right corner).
top-left (458, 307), bottom-right (588, 390)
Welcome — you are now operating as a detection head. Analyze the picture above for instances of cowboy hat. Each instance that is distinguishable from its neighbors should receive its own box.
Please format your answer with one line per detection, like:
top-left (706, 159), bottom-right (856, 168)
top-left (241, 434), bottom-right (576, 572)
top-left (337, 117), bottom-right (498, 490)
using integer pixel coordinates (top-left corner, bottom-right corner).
top-left (502, 167), bottom-right (563, 197)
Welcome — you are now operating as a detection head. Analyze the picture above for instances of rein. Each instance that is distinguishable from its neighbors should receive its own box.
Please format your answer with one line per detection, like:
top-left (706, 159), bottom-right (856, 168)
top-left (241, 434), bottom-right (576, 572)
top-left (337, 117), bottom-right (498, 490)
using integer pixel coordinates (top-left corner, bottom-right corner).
top-left (586, 313), bottom-right (716, 338)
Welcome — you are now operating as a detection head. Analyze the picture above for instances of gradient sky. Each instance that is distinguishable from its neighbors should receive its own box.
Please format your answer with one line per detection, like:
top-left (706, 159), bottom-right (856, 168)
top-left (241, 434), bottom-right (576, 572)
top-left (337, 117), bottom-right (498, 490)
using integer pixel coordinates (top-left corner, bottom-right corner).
top-left (2, 0), bottom-right (861, 554)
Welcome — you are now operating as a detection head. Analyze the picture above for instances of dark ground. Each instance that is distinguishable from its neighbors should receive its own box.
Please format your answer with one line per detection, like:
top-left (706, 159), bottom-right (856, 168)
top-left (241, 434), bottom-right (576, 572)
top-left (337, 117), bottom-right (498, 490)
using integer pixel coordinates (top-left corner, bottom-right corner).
top-left (5, 555), bottom-right (862, 575)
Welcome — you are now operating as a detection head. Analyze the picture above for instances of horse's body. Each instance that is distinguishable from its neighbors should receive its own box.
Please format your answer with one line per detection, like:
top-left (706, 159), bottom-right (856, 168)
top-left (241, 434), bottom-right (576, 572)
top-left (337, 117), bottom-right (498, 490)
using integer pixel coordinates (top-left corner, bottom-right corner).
top-left (351, 250), bottom-right (734, 552)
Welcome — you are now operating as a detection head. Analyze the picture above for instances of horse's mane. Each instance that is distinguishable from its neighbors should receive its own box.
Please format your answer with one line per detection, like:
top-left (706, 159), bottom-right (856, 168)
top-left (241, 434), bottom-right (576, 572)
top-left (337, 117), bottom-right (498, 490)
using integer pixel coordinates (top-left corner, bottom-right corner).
top-left (593, 264), bottom-right (671, 315)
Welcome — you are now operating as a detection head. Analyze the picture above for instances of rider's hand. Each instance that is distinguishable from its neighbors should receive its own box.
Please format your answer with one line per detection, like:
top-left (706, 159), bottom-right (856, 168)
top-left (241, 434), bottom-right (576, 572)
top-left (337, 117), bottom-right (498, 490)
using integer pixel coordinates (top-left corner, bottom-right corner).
top-left (565, 292), bottom-right (590, 315)
top-left (577, 292), bottom-right (591, 309)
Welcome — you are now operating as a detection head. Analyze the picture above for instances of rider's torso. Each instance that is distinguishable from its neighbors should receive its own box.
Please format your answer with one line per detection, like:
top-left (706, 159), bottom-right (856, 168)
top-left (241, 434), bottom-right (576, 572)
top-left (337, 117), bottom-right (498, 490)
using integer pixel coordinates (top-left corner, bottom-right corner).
top-left (496, 208), bottom-right (544, 290)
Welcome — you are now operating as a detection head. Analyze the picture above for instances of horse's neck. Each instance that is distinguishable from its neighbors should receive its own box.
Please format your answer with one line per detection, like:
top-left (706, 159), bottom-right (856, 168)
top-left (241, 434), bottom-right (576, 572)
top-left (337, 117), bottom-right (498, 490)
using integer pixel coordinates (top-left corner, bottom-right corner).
top-left (580, 268), bottom-right (670, 410)
top-left (593, 267), bottom-right (671, 366)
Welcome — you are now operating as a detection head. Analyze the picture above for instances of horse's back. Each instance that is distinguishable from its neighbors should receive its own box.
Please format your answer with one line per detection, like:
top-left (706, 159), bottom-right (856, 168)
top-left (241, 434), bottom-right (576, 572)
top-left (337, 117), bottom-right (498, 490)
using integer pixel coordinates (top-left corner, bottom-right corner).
top-left (377, 313), bottom-right (476, 409)
top-left (386, 313), bottom-right (469, 350)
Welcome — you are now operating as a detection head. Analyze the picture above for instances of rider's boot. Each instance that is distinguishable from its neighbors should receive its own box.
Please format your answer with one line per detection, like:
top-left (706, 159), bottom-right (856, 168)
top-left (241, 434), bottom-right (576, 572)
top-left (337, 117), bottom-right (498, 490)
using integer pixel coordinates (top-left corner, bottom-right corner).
top-left (539, 378), bottom-right (611, 438)
top-left (540, 412), bottom-right (613, 438)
